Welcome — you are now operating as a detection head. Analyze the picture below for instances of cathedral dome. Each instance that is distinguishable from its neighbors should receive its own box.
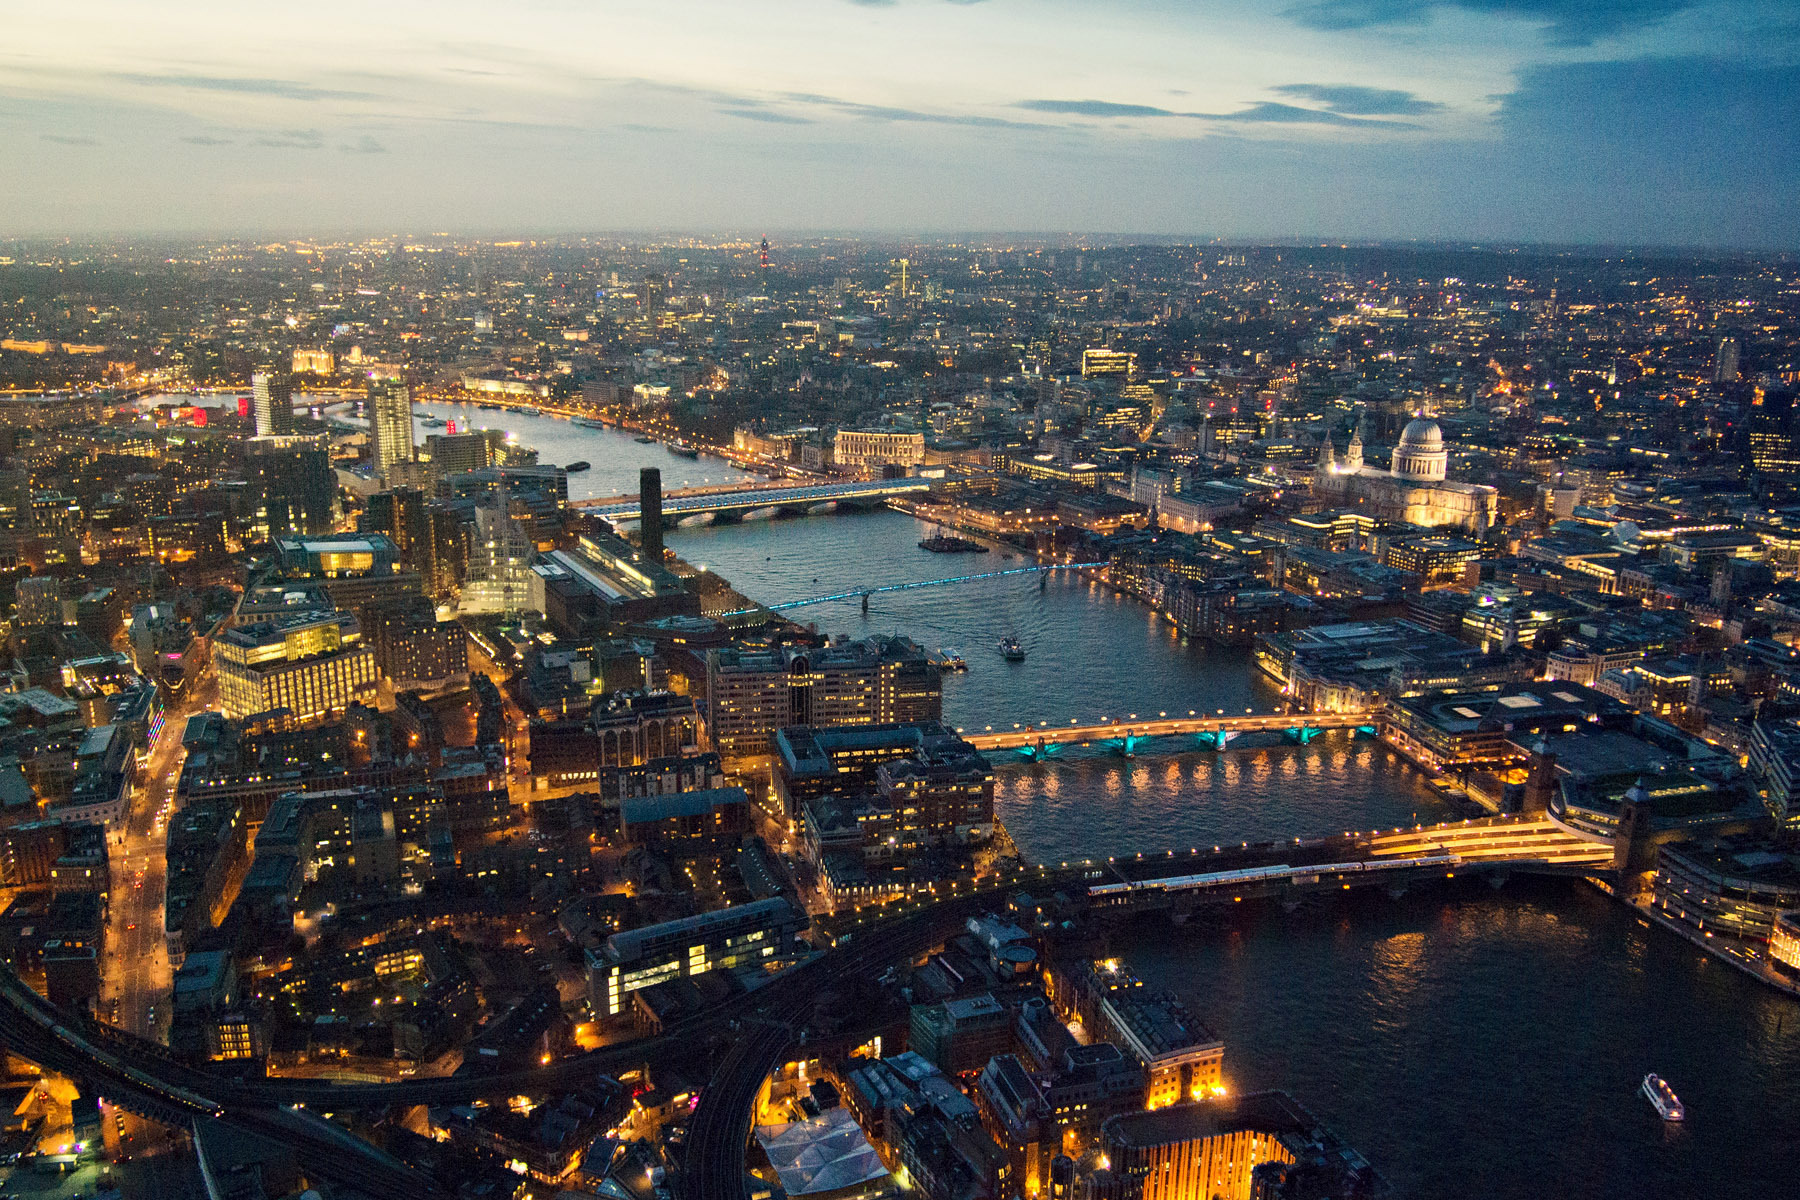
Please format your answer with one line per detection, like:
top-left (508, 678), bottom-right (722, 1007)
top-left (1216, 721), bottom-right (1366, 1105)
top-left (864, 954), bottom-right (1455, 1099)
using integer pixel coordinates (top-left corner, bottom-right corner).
top-left (1392, 418), bottom-right (1447, 482)
top-left (1397, 418), bottom-right (1443, 450)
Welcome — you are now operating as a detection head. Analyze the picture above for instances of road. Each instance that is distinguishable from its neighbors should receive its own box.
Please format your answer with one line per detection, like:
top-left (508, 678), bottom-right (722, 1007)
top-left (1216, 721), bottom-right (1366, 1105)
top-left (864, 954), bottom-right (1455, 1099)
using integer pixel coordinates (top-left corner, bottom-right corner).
top-left (101, 670), bottom-right (215, 1046)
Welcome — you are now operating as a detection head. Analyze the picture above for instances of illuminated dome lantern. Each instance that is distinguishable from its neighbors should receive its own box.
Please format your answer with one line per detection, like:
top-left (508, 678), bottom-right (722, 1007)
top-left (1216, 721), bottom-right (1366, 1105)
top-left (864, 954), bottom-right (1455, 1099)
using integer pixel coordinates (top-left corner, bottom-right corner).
top-left (1392, 418), bottom-right (1447, 482)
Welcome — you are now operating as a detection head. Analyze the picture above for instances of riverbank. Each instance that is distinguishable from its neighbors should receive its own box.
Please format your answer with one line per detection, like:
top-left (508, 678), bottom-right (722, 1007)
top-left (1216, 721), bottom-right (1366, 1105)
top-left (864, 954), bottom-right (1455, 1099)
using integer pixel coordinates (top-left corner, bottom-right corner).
top-left (1634, 896), bottom-right (1800, 1001)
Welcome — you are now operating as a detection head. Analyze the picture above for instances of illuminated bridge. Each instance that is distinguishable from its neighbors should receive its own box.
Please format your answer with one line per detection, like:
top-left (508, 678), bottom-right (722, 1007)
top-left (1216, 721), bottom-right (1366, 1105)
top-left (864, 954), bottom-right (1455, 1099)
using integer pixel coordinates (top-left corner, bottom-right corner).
top-left (723, 562), bottom-right (1108, 616)
top-left (1087, 815), bottom-right (1617, 914)
top-left (962, 708), bottom-right (1379, 758)
top-left (572, 477), bottom-right (932, 521)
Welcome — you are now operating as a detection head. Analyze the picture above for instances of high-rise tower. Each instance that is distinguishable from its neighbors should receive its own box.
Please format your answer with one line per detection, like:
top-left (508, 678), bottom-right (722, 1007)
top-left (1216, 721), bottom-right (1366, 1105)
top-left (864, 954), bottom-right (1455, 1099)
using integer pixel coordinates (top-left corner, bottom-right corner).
top-left (1715, 337), bottom-right (1741, 384)
top-left (640, 467), bottom-right (664, 564)
top-left (368, 377), bottom-right (415, 478)
top-left (251, 369), bottom-right (296, 437)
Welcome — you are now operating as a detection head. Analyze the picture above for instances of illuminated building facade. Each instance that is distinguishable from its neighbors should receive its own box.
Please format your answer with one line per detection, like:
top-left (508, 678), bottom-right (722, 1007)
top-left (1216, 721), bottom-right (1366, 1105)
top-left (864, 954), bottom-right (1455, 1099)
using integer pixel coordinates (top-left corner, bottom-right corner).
top-left (458, 499), bottom-right (535, 614)
top-left (1061, 959), bottom-right (1223, 1109)
top-left (1769, 910), bottom-right (1800, 977)
top-left (1314, 419), bottom-right (1498, 534)
top-left (292, 347), bottom-right (335, 376)
top-left (367, 377), bottom-right (415, 477)
top-left (212, 612), bottom-right (378, 722)
top-left (833, 428), bottom-right (925, 473)
top-left (251, 369), bottom-right (295, 437)
top-left (1082, 349), bottom-right (1137, 378)
top-left (707, 638), bottom-right (942, 769)
top-left (584, 896), bottom-right (807, 1017)
top-left (1097, 1092), bottom-right (1380, 1200)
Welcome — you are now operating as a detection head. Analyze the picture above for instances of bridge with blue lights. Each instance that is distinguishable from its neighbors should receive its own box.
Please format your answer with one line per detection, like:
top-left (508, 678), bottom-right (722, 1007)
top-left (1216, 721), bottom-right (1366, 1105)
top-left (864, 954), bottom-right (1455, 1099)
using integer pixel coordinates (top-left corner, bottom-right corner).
top-left (723, 561), bottom-right (1109, 616)
top-left (572, 477), bottom-right (933, 521)
top-left (962, 708), bottom-right (1379, 759)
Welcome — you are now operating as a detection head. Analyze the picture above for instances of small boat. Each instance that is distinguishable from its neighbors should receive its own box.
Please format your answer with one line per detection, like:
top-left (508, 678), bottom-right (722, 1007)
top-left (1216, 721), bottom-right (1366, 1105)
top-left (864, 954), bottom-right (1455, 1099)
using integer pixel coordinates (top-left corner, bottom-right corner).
top-left (421, 417), bottom-right (448, 428)
top-left (999, 637), bottom-right (1027, 662)
top-left (575, 418), bottom-right (609, 430)
top-left (634, 435), bottom-right (657, 444)
top-left (667, 441), bottom-right (700, 459)
top-left (939, 650), bottom-right (968, 673)
top-left (562, 461), bottom-right (591, 473)
top-left (1641, 1074), bottom-right (1684, 1122)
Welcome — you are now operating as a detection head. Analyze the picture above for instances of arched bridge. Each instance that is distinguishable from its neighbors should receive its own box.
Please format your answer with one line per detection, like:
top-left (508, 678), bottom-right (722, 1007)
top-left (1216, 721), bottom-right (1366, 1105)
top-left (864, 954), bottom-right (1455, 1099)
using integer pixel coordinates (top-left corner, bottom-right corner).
top-left (572, 477), bottom-right (932, 521)
top-left (963, 709), bottom-right (1379, 758)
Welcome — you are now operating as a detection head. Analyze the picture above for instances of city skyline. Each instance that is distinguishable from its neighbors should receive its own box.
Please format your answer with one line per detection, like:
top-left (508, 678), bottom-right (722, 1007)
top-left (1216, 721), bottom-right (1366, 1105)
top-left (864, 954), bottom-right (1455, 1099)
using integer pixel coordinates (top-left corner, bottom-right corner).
top-left (3, 0), bottom-right (1798, 247)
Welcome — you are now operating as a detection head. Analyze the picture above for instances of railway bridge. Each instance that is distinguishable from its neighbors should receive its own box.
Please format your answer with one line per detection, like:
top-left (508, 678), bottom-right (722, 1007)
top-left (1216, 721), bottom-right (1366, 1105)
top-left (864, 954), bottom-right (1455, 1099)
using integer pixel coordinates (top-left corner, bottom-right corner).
top-left (1088, 814), bottom-right (1615, 916)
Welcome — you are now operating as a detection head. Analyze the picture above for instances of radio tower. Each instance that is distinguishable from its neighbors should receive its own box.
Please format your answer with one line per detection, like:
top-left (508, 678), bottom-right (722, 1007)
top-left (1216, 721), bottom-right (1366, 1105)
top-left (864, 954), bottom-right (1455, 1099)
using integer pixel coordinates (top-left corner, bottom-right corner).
top-left (759, 237), bottom-right (770, 270)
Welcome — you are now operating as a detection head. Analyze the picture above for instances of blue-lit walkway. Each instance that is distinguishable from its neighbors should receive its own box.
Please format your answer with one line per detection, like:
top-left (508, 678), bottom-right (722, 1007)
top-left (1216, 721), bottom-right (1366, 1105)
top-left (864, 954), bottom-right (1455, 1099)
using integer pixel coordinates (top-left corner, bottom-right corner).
top-left (726, 562), bottom-right (1108, 615)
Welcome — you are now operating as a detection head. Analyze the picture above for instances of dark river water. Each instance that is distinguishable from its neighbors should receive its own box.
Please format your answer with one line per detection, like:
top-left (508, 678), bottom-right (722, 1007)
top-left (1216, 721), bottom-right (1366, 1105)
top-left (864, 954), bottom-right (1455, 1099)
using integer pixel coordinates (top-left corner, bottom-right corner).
top-left (421, 405), bottom-right (1800, 1197)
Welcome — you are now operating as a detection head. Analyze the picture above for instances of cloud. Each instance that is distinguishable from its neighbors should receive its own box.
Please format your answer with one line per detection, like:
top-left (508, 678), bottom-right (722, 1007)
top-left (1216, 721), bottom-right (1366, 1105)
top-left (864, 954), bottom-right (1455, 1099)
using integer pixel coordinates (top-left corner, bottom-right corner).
top-left (717, 106), bottom-right (812, 124)
top-left (1281, 0), bottom-right (1695, 46)
top-left (1017, 99), bottom-right (1183, 118)
top-left (1275, 83), bottom-right (1443, 114)
top-left (1200, 101), bottom-right (1409, 125)
top-left (1017, 97), bottom-right (1410, 126)
top-left (786, 92), bottom-right (1044, 129)
top-left (40, 134), bottom-right (99, 145)
top-left (252, 128), bottom-right (325, 149)
top-left (119, 73), bottom-right (380, 101)
top-left (180, 134), bottom-right (234, 145)
top-left (339, 135), bottom-right (387, 154)
top-left (622, 123), bottom-right (675, 133)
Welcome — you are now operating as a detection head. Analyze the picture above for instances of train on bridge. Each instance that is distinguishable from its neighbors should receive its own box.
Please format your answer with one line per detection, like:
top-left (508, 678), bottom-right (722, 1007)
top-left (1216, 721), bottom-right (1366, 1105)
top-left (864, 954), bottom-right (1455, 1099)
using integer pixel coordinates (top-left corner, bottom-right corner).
top-left (1089, 854), bottom-right (1464, 903)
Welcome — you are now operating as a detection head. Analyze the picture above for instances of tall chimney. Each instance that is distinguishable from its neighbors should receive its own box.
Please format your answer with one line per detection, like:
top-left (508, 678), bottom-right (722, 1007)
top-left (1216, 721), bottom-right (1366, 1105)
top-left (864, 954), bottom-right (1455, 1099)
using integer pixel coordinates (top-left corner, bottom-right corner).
top-left (640, 467), bottom-right (664, 564)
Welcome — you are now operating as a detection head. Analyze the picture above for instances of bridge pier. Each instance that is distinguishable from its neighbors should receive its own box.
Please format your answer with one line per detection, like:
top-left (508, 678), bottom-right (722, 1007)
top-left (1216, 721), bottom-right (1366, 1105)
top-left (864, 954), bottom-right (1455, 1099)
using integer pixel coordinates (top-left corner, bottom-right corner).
top-left (1486, 871), bottom-right (1510, 890)
top-left (1100, 735), bottom-right (1140, 757)
top-left (1195, 729), bottom-right (1238, 751)
top-left (1354, 724), bottom-right (1378, 739)
top-left (1284, 725), bottom-right (1320, 745)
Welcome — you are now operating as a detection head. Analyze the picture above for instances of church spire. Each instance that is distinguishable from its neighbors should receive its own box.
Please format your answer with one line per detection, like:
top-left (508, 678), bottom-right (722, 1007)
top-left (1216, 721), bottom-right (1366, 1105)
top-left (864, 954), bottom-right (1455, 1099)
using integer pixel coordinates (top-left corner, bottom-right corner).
top-left (1317, 435), bottom-right (1336, 473)
top-left (1344, 420), bottom-right (1364, 471)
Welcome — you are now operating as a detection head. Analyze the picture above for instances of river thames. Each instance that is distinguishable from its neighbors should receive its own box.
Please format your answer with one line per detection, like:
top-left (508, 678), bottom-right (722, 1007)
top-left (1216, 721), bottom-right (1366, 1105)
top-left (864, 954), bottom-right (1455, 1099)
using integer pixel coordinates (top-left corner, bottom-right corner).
top-left (277, 398), bottom-right (1800, 1195)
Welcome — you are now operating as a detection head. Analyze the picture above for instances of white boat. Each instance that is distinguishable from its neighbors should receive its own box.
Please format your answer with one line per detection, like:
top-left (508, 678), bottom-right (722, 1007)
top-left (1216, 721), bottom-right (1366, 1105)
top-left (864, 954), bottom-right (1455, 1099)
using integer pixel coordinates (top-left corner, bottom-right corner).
top-left (1641, 1073), bottom-right (1684, 1121)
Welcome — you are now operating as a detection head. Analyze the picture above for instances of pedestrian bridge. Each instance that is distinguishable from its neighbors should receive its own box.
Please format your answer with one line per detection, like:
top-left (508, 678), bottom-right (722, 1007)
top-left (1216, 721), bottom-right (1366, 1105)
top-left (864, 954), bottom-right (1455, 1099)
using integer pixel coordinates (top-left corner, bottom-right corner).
top-left (572, 477), bottom-right (932, 521)
top-left (1088, 815), bottom-right (1615, 911)
top-left (962, 709), bottom-right (1378, 758)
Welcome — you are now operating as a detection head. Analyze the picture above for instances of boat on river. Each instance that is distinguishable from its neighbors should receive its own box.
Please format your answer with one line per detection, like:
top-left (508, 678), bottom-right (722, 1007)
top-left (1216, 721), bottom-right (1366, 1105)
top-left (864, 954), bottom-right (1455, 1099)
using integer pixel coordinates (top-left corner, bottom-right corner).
top-left (562, 461), bottom-right (591, 473)
top-left (1641, 1074), bottom-right (1684, 1121)
top-left (999, 637), bottom-right (1027, 662)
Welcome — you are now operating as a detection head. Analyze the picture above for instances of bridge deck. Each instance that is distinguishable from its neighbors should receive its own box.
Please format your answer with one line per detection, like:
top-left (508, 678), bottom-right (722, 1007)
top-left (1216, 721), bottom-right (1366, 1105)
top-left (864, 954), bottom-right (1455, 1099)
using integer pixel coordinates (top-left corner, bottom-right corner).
top-left (1095, 816), bottom-right (1614, 902)
top-left (573, 478), bottom-right (931, 519)
top-left (963, 710), bottom-right (1375, 751)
